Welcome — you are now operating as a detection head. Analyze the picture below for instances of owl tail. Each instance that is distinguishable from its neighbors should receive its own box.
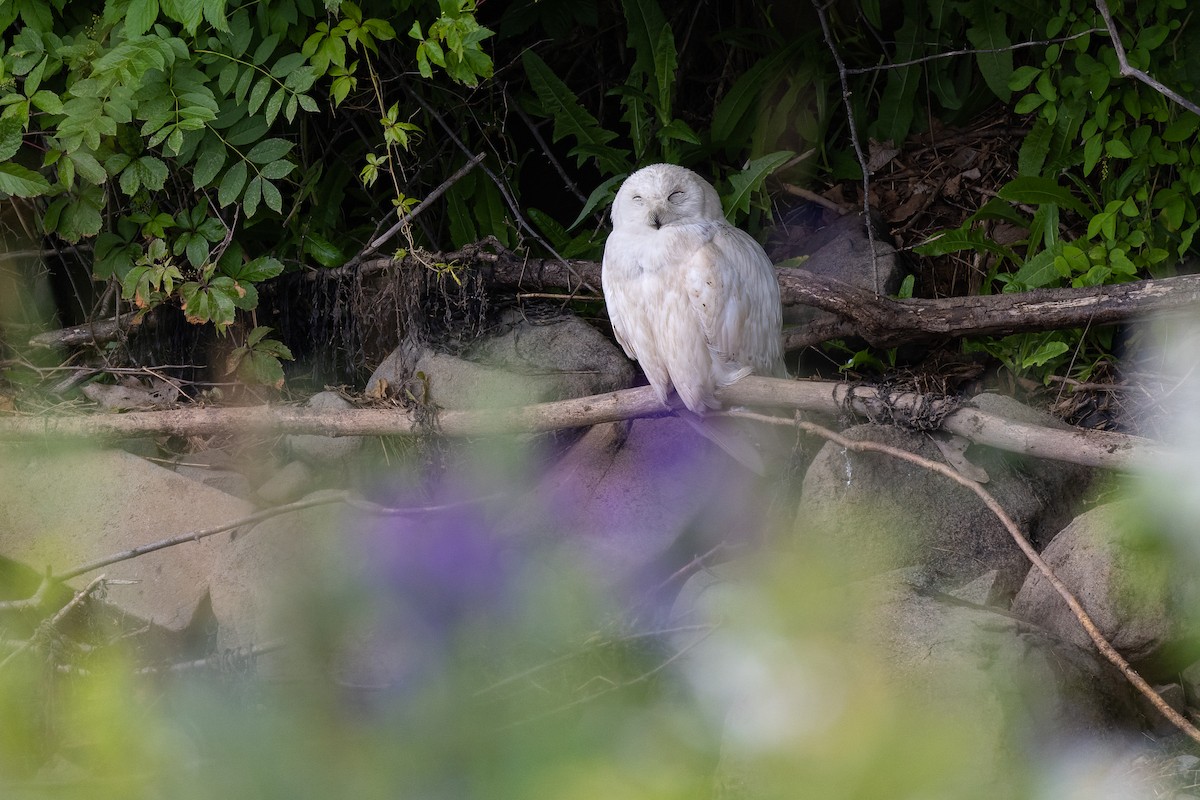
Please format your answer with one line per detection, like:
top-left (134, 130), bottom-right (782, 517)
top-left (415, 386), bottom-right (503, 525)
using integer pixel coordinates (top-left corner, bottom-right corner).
top-left (680, 410), bottom-right (765, 475)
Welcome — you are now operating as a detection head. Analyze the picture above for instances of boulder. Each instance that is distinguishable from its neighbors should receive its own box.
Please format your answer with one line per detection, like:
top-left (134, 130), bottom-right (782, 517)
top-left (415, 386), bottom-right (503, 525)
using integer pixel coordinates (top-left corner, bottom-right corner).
top-left (0, 446), bottom-right (254, 635)
top-left (366, 310), bottom-right (635, 409)
top-left (770, 208), bottom-right (904, 328)
top-left (1011, 500), bottom-right (1187, 665)
top-left (796, 395), bottom-right (1091, 593)
top-left (287, 390), bottom-right (364, 465)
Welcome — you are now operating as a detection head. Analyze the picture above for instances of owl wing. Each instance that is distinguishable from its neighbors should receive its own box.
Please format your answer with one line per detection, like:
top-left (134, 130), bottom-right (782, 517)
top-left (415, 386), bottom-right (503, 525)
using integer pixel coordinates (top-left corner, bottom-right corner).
top-left (601, 230), bottom-right (676, 405)
top-left (684, 224), bottom-right (785, 381)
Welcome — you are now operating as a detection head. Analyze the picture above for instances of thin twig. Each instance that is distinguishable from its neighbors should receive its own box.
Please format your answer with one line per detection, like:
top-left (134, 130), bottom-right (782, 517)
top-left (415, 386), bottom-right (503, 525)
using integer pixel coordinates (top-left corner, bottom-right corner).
top-left (793, 418), bottom-right (1200, 746)
top-left (810, 0), bottom-right (879, 294)
top-left (347, 151), bottom-right (488, 269)
top-left (56, 490), bottom-right (503, 581)
top-left (405, 88), bottom-right (599, 294)
top-left (134, 640), bottom-right (285, 674)
top-left (1094, 0), bottom-right (1200, 117)
top-left (844, 28), bottom-right (1104, 74)
top-left (0, 574), bottom-right (108, 671)
top-left (508, 91), bottom-right (587, 203)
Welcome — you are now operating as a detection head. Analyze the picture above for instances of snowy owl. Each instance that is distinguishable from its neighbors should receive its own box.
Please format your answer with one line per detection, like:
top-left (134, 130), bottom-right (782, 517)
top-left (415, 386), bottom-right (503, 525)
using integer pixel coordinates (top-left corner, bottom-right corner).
top-left (602, 163), bottom-right (786, 415)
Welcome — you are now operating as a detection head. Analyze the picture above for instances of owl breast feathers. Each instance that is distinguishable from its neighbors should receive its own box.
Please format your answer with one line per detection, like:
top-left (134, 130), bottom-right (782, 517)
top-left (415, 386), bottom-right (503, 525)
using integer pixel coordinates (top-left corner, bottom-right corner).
top-left (601, 163), bottom-right (785, 414)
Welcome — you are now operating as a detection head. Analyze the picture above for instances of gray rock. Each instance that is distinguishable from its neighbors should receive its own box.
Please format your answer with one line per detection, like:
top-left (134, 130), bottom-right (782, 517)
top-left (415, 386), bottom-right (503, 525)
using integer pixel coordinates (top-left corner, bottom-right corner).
top-left (287, 390), bottom-right (363, 465)
top-left (254, 460), bottom-right (314, 505)
top-left (171, 448), bottom-right (253, 498)
top-left (0, 447), bottom-right (254, 633)
top-left (797, 416), bottom-right (1089, 593)
top-left (775, 210), bottom-right (903, 327)
top-left (1011, 501), bottom-right (1183, 663)
top-left (366, 311), bottom-right (635, 409)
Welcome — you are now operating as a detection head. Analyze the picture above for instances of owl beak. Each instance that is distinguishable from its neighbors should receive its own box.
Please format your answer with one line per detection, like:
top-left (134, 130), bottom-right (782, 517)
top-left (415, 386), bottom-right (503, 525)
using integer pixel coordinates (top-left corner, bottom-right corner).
top-left (651, 213), bottom-right (661, 229)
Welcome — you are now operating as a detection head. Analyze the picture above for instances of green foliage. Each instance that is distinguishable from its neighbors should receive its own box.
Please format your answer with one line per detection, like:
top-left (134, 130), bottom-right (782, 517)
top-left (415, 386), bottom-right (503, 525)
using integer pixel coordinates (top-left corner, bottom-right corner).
top-left (914, 0), bottom-right (1198, 380)
top-left (225, 325), bottom-right (294, 387)
top-left (519, 0), bottom-right (800, 251)
top-left (0, 0), bottom-right (494, 385)
top-left (846, 0), bottom-right (1035, 146)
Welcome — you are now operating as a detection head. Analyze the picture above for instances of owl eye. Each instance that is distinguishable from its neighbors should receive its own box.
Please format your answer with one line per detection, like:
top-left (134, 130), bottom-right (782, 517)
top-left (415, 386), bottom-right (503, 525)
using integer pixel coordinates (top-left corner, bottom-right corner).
top-left (631, 194), bottom-right (644, 204)
top-left (668, 190), bottom-right (685, 204)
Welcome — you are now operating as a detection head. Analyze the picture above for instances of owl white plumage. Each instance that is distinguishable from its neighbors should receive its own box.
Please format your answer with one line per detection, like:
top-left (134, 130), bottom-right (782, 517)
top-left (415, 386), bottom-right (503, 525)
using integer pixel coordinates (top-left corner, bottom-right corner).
top-left (602, 163), bottom-right (786, 415)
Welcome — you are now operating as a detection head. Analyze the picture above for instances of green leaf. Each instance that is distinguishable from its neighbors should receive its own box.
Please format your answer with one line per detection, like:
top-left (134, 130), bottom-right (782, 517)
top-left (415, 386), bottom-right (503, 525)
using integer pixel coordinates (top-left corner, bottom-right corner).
top-left (0, 118), bottom-right (22, 161)
top-left (619, 0), bottom-right (667, 87)
top-left (218, 160), bottom-right (247, 206)
top-left (1163, 115), bottom-right (1199, 143)
top-left (242, 175), bottom-right (262, 217)
top-left (872, 17), bottom-right (921, 142)
top-left (1008, 65), bottom-right (1041, 91)
top-left (1010, 246), bottom-right (1062, 289)
top-left (1017, 117), bottom-right (1052, 176)
top-left (965, 0), bottom-right (1013, 102)
top-left (232, 349), bottom-right (286, 387)
top-left (271, 53), bottom-right (307, 78)
top-left (522, 51), bottom-right (629, 175)
top-left (30, 90), bottom-right (63, 114)
top-left (247, 137), bottom-right (291, 166)
top-left (193, 138), bottom-right (226, 188)
top-left (46, 186), bottom-right (105, 241)
top-left (710, 55), bottom-right (777, 149)
top-left (303, 232), bottom-right (344, 267)
top-left (164, 0), bottom-right (203, 33)
top-left (570, 173), bottom-right (625, 230)
top-left (1022, 340), bottom-right (1069, 369)
top-left (997, 176), bottom-right (1091, 216)
top-left (657, 118), bottom-right (700, 145)
top-left (261, 178), bottom-right (282, 213)
top-left (1083, 134), bottom-right (1103, 175)
top-left (126, 0), bottom-right (160, 37)
top-left (229, 255), bottom-right (284, 282)
top-left (0, 163), bottom-right (50, 197)
top-left (69, 151), bottom-right (107, 184)
top-left (721, 151), bottom-right (793, 218)
top-left (915, 227), bottom-right (1018, 261)
top-left (248, 75), bottom-right (271, 114)
top-left (203, 0), bottom-right (230, 32)
top-left (1105, 139), bottom-right (1133, 159)
top-left (259, 159), bottom-right (295, 180)
top-left (651, 22), bottom-right (676, 118)
top-left (253, 33), bottom-right (281, 65)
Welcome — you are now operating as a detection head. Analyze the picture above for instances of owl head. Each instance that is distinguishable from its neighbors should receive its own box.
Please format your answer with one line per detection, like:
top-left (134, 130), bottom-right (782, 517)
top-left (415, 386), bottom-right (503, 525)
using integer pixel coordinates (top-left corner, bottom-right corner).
top-left (610, 164), bottom-right (725, 231)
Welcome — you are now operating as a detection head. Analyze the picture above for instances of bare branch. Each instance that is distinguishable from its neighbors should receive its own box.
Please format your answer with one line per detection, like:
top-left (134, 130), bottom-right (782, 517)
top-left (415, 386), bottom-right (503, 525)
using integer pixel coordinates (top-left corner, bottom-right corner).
top-left (346, 151), bottom-right (488, 269)
top-left (844, 28), bottom-right (1104, 74)
top-left (1094, 0), bottom-right (1200, 117)
top-left (810, 0), bottom-right (879, 292)
top-left (0, 377), bottom-right (1164, 471)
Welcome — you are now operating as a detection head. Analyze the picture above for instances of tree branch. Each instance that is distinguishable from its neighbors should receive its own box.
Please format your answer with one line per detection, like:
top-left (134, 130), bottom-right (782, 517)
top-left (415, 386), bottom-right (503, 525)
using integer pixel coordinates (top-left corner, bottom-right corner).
top-left (1094, 0), bottom-right (1200, 117)
top-left (0, 377), bottom-right (1163, 470)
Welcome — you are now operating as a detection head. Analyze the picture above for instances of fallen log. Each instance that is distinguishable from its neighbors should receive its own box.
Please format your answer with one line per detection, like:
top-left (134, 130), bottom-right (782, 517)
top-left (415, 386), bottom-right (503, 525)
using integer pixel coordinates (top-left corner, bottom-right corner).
top-left (0, 377), bottom-right (1162, 471)
top-left (30, 245), bottom-right (1200, 351)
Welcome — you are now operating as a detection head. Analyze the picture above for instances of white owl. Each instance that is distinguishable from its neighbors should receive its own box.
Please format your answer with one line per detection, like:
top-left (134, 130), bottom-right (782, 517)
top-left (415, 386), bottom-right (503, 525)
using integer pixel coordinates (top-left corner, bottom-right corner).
top-left (602, 163), bottom-right (786, 415)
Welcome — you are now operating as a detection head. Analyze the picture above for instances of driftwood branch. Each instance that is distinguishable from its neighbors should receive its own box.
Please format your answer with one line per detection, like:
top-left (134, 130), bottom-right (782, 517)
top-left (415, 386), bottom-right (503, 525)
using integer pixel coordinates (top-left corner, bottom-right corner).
top-left (0, 377), bottom-right (1162, 471)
